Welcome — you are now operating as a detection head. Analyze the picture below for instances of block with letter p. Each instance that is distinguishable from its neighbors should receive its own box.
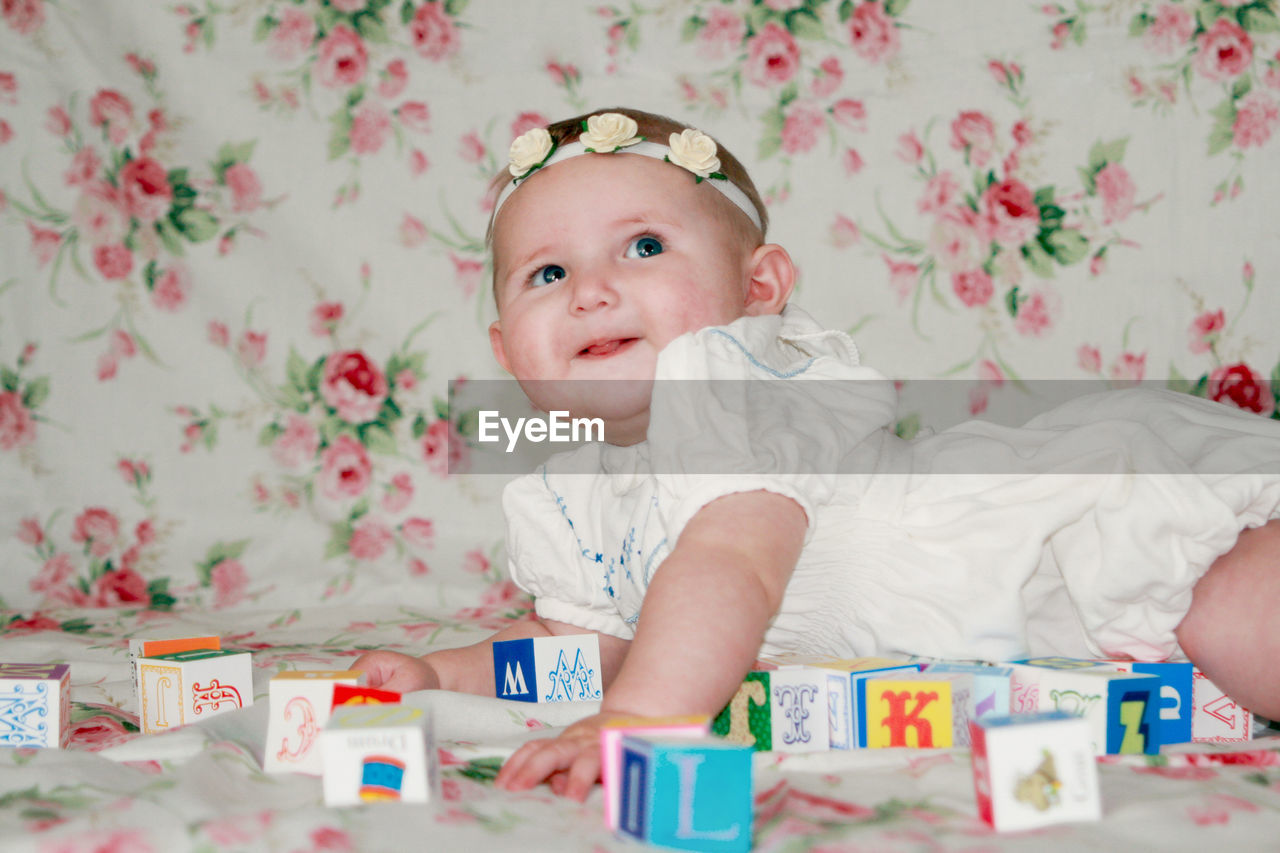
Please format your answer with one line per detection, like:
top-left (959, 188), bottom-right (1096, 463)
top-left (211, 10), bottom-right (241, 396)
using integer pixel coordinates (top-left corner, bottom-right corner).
top-left (263, 670), bottom-right (365, 774)
top-left (617, 735), bottom-right (753, 853)
top-left (0, 663), bottom-right (71, 749)
top-left (136, 648), bottom-right (253, 734)
top-left (492, 634), bottom-right (603, 703)
top-left (321, 703), bottom-right (437, 806)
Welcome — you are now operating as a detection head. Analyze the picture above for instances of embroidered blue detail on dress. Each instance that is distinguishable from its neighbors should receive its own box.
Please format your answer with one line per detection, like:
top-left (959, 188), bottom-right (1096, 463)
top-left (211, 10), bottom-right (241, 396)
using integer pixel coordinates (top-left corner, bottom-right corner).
top-left (706, 328), bottom-right (816, 378)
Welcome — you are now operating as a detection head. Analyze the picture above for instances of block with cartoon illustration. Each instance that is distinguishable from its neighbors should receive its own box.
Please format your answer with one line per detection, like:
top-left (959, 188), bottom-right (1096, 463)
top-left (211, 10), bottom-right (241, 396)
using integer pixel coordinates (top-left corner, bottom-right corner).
top-left (970, 710), bottom-right (1101, 832)
top-left (491, 634), bottom-right (603, 703)
top-left (0, 663), bottom-right (72, 749)
top-left (135, 648), bottom-right (253, 735)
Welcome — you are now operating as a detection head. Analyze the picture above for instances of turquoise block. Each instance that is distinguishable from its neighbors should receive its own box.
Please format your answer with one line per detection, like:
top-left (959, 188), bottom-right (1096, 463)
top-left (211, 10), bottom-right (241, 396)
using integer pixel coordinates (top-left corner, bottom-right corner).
top-left (618, 735), bottom-right (752, 853)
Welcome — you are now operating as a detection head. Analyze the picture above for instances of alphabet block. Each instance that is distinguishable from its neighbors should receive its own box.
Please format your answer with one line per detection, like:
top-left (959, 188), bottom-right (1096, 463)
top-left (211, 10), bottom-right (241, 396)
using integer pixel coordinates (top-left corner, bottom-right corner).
top-left (601, 715), bottom-right (710, 829)
top-left (970, 711), bottom-right (1101, 832)
top-left (766, 666), bottom-right (830, 753)
top-left (492, 634), bottom-right (603, 703)
top-left (923, 662), bottom-right (1012, 721)
top-left (862, 674), bottom-right (955, 749)
top-left (128, 635), bottom-right (220, 698)
top-left (805, 657), bottom-right (920, 749)
top-left (0, 663), bottom-right (71, 749)
top-left (332, 684), bottom-right (400, 706)
top-left (1009, 659), bottom-right (1161, 755)
top-left (1091, 660), bottom-right (1194, 745)
top-left (711, 671), bottom-right (772, 750)
top-left (263, 670), bottom-right (365, 774)
top-left (617, 735), bottom-right (753, 853)
top-left (321, 704), bottom-right (437, 806)
top-left (1191, 669), bottom-right (1252, 742)
top-left (136, 648), bottom-right (253, 734)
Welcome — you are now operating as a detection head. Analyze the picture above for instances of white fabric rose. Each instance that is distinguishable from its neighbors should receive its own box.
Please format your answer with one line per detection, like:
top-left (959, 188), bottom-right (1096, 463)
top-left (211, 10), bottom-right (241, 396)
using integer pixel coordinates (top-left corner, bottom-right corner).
top-left (665, 129), bottom-right (721, 178)
top-left (579, 112), bottom-right (642, 152)
top-left (508, 127), bottom-right (553, 177)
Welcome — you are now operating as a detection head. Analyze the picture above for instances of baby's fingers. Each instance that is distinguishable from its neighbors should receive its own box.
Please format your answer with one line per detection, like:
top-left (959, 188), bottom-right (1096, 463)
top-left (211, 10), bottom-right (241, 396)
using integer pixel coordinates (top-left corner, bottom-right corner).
top-left (495, 738), bottom-right (585, 794)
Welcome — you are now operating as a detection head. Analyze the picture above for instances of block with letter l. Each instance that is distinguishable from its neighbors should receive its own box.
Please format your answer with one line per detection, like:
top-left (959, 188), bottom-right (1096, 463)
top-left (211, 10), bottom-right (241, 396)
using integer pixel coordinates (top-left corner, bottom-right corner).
top-left (492, 634), bottom-right (603, 703)
top-left (0, 663), bottom-right (71, 749)
top-left (617, 734), bottom-right (753, 853)
top-left (601, 715), bottom-right (710, 829)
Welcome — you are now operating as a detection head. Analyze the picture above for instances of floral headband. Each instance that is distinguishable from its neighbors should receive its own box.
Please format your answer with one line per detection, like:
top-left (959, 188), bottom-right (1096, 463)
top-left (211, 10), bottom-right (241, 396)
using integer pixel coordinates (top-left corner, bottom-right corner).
top-left (493, 112), bottom-right (764, 232)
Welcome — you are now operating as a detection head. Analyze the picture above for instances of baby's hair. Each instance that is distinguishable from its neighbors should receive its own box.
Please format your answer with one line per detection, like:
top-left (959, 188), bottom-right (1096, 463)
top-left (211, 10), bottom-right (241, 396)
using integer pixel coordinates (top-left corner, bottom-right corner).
top-left (484, 106), bottom-right (769, 254)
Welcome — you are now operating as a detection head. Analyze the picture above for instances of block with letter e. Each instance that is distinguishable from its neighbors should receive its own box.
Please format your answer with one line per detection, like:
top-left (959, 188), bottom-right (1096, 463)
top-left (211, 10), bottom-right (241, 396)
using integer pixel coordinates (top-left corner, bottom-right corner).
top-left (263, 670), bottom-right (365, 774)
top-left (0, 663), bottom-right (71, 749)
top-left (970, 710), bottom-right (1101, 832)
top-left (1010, 658), bottom-right (1161, 755)
top-left (136, 648), bottom-right (253, 734)
top-left (492, 634), bottom-right (603, 703)
top-left (321, 703), bottom-right (437, 806)
top-left (617, 734), bottom-right (753, 853)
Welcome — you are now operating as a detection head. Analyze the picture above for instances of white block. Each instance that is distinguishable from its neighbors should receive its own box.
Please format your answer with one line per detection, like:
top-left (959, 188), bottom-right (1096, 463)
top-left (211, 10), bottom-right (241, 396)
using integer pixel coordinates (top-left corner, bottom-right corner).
top-left (127, 636), bottom-right (220, 699)
top-left (136, 648), bottom-right (253, 734)
top-left (264, 670), bottom-right (365, 774)
top-left (768, 666), bottom-right (830, 753)
top-left (321, 704), bottom-right (437, 806)
top-left (0, 663), bottom-right (71, 749)
top-left (1192, 670), bottom-right (1253, 742)
top-left (492, 634), bottom-right (603, 703)
top-left (970, 711), bottom-right (1101, 832)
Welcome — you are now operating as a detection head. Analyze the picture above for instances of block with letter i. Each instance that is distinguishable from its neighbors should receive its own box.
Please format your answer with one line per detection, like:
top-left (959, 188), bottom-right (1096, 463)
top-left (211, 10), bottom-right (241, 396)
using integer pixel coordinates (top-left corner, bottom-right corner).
top-left (321, 704), bottom-right (437, 806)
top-left (263, 670), bottom-right (365, 774)
top-left (136, 648), bottom-right (253, 734)
top-left (492, 634), bottom-right (603, 703)
top-left (617, 735), bottom-right (753, 853)
top-left (0, 663), bottom-right (71, 749)
top-left (970, 711), bottom-right (1101, 832)
top-left (601, 715), bottom-right (710, 830)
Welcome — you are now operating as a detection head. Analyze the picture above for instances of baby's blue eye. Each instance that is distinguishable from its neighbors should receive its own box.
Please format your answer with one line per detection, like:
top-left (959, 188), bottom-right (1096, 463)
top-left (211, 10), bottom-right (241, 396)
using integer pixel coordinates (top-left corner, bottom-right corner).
top-left (625, 236), bottom-right (664, 259)
top-left (531, 264), bottom-right (566, 287)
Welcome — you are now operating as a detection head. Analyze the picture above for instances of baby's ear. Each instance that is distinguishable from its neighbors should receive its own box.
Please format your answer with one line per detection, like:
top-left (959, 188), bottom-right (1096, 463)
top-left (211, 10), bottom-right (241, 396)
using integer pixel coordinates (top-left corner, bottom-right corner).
top-left (743, 243), bottom-right (796, 316)
top-left (488, 321), bottom-right (513, 374)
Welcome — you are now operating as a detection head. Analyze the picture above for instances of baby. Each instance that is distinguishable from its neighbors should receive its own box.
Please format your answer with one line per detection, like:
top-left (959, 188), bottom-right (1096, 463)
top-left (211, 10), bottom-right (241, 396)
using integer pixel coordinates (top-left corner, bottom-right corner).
top-left (353, 107), bottom-right (1280, 801)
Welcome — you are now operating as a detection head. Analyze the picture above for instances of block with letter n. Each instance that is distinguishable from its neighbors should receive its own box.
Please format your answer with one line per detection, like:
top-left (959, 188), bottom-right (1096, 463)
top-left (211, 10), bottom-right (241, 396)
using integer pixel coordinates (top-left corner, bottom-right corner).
top-left (492, 634), bottom-right (603, 703)
top-left (617, 734), bottom-right (753, 853)
top-left (0, 663), bottom-right (71, 749)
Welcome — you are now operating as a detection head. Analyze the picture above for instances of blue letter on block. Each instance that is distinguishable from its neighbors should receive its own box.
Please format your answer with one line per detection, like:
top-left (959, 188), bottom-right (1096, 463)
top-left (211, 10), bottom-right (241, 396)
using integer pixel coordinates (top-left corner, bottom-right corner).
top-left (619, 736), bottom-right (752, 853)
top-left (492, 639), bottom-right (535, 702)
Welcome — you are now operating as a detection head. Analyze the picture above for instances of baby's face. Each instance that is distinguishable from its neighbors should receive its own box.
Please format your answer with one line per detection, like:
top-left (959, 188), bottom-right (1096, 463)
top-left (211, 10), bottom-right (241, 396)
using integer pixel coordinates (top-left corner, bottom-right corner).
top-left (489, 154), bottom-right (756, 443)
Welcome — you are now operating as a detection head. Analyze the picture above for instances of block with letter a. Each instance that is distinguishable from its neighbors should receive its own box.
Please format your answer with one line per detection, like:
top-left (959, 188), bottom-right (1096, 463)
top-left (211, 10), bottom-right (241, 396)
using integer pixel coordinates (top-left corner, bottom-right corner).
top-left (0, 663), bottom-right (71, 749)
top-left (136, 648), bottom-right (253, 734)
top-left (1192, 670), bottom-right (1252, 742)
top-left (492, 634), bottom-right (603, 703)
top-left (264, 670), bottom-right (365, 774)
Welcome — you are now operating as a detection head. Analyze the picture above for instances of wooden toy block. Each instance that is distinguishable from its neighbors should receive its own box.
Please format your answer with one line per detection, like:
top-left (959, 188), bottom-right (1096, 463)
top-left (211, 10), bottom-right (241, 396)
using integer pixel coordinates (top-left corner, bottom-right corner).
top-left (1092, 660), bottom-right (1194, 745)
top-left (321, 703), bottom-right (437, 806)
top-left (263, 670), bottom-right (365, 775)
top-left (861, 673), bottom-right (955, 749)
top-left (766, 666), bottom-right (830, 753)
top-left (136, 648), bottom-right (253, 734)
top-left (924, 662), bottom-right (1012, 721)
top-left (128, 635), bottom-right (220, 697)
top-left (970, 711), bottom-right (1101, 832)
top-left (332, 684), bottom-right (399, 706)
top-left (1191, 669), bottom-right (1252, 742)
top-left (601, 715), bottom-right (710, 829)
top-left (788, 657), bottom-right (919, 750)
top-left (0, 663), bottom-right (71, 749)
top-left (1009, 660), bottom-right (1161, 755)
top-left (617, 734), bottom-right (753, 853)
top-left (712, 671), bottom-right (772, 750)
top-left (491, 633), bottom-right (603, 703)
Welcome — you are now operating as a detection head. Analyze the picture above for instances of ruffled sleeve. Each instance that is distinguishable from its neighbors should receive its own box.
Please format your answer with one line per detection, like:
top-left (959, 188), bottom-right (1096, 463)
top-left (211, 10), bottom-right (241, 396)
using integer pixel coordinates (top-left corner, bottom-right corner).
top-left (502, 449), bottom-right (635, 639)
top-left (646, 305), bottom-right (898, 545)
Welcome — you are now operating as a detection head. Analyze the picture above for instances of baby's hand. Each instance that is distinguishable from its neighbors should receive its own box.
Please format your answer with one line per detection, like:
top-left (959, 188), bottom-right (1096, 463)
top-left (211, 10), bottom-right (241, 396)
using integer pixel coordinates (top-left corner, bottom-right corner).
top-left (349, 650), bottom-right (439, 693)
top-left (495, 711), bottom-right (632, 801)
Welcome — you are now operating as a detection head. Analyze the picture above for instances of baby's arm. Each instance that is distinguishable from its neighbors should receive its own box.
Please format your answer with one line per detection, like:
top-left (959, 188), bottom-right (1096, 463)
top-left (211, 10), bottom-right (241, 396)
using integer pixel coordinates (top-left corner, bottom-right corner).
top-left (495, 488), bottom-right (807, 800)
top-left (352, 618), bottom-right (631, 696)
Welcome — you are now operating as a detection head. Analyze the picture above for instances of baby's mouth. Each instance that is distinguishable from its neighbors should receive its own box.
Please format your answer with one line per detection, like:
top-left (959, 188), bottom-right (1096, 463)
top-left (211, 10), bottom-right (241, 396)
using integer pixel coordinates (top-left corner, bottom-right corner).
top-left (577, 338), bottom-right (638, 358)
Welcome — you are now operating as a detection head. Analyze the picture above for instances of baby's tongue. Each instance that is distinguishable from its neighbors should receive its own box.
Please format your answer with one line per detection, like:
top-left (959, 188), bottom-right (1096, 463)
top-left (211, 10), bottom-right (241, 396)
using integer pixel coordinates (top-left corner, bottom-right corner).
top-left (586, 340), bottom-right (621, 355)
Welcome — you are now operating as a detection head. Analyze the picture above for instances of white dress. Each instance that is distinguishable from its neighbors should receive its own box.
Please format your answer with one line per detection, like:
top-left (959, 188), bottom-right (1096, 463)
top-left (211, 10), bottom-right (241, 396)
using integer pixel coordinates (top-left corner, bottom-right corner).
top-left (503, 306), bottom-right (1280, 663)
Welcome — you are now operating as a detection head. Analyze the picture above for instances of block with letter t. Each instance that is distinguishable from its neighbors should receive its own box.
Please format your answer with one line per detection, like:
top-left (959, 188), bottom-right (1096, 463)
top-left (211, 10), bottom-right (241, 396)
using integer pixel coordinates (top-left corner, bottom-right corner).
top-left (617, 734), bottom-right (753, 853)
top-left (136, 648), bottom-right (253, 734)
top-left (0, 663), bottom-right (71, 749)
top-left (321, 703), bottom-right (437, 806)
top-left (1010, 658), bottom-right (1161, 755)
top-left (970, 710), bottom-right (1101, 832)
top-left (491, 634), bottom-right (603, 703)
top-left (263, 669), bottom-right (366, 774)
